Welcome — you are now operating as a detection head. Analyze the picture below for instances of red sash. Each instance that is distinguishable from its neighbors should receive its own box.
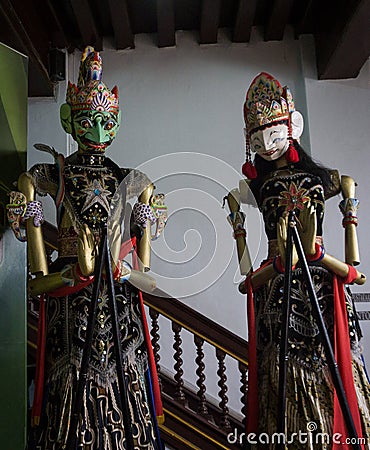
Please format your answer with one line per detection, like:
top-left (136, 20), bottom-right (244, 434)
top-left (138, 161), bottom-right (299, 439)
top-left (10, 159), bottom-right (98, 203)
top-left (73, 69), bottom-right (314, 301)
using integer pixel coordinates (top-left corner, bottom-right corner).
top-left (333, 269), bottom-right (364, 449)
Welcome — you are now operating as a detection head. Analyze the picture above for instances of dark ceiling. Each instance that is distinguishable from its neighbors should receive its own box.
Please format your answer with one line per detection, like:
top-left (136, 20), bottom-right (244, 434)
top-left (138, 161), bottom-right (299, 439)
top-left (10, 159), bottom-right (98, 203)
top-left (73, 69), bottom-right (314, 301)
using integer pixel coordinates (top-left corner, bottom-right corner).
top-left (0, 0), bottom-right (369, 97)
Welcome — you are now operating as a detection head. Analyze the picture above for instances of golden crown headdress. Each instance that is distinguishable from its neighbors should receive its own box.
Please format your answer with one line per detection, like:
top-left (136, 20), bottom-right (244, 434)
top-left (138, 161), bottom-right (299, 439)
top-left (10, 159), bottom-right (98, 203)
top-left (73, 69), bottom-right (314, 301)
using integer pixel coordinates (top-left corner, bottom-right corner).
top-left (243, 72), bottom-right (295, 133)
top-left (66, 46), bottom-right (119, 113)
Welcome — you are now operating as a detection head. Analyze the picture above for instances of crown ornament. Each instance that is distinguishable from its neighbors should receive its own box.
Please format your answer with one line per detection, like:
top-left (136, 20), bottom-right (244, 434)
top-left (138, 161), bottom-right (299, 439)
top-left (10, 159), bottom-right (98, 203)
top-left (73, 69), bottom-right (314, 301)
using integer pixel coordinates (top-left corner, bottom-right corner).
top-left (244, 72), bottom-right (295, 133)
top-left (66, 46), bottom-right (119, 113)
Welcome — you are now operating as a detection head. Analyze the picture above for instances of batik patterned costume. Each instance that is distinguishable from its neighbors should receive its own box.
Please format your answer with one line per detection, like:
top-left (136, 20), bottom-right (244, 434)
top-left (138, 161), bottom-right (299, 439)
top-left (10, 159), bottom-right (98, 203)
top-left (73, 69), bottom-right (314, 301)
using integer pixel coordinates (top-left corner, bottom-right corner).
top-left (248, 168), bottom-right (370, 449)
top-left (29, 154), bottom-right (162, 450)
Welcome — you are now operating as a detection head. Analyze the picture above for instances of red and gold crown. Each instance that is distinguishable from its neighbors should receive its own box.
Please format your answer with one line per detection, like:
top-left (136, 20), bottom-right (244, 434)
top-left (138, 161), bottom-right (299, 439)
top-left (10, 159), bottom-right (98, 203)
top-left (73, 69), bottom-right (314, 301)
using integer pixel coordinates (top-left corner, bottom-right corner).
top-left (66, 46), bottom-right (119, 113)
top-left (243, 72), bottom-right (295, 133)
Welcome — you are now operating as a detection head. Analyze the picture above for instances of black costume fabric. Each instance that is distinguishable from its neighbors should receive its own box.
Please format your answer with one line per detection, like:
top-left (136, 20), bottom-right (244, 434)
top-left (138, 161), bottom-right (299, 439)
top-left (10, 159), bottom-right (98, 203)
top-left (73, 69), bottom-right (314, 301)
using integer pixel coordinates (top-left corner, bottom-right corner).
top-left (248, 169), bottom-right (370, 449)
top-left (28, 156), bottom-right (161, 450)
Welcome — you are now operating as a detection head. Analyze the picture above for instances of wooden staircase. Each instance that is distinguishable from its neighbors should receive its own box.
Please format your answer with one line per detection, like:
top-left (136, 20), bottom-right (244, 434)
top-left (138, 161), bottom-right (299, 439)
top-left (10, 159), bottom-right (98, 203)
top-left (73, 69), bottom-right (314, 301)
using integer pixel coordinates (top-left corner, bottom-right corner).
top-left (27, 223), bottom-right (249, 450)
top-left (144, 292), bottom-right (248, 450)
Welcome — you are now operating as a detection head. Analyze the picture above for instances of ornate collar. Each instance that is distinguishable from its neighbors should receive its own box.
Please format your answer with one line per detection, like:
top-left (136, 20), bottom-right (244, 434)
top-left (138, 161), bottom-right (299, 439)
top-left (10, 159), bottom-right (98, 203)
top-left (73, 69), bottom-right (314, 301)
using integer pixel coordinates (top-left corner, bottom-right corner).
top-left (77, 153), bottom-right (106, 166)
top-left (270, 164), bottom-right (296, 178)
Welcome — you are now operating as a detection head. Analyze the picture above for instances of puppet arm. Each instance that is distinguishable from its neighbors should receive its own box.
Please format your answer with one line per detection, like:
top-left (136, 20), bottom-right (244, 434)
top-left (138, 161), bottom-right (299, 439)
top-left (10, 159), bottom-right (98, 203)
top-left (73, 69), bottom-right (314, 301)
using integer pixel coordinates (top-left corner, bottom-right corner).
top-left (225, 188), bottom-right (253, 277)
top-left (340, 175), bottom-right (360, 266)
top-left (299, 201), bottom-right (365, 285)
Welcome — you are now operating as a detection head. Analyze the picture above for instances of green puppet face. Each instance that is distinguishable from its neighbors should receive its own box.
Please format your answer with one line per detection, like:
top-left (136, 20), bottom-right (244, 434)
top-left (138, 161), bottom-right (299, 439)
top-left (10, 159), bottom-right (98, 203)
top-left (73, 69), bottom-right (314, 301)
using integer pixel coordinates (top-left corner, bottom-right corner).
top-left (60, 103), bottom-right (121, 154)
top-left (72, 109), bottom-right (121, 153)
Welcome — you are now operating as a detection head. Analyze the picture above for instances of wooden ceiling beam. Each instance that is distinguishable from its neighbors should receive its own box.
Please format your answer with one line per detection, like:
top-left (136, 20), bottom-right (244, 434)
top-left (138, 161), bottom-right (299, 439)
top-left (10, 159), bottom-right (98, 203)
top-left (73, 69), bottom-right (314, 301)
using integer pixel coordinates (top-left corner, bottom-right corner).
top-left (0, 0), bottom-right (53, 96)
top-left (156, 0), bottom-right (176, 48)
top-left (316, 0), bottom-right (370, 79)
top-left (0, 0), bottom-right (50, 65)
top-left (70, 0), bottom-right (102, 50)
top-left (199, 0), bottom-right (221, 44)
top-left (265, 0), bottom-right (294, 41)
top-left (233, 0), bottom-right (257, 42)
top-left (294, 0), bottom-right (314, 36)
top-left (44, 0), bottom-right (70, 48)
top-left (108, 0), bottom-right (134, 49)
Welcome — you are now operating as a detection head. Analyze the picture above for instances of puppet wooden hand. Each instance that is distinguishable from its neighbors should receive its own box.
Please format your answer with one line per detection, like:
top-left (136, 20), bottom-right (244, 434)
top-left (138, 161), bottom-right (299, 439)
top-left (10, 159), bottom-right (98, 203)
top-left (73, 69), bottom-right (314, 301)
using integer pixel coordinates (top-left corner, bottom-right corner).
top-left (78, 224), bottom-right (97, 276)
top-left (277, 214), bottom-right (298, 267)
top-left (298, 202), bottom-right (317, 257)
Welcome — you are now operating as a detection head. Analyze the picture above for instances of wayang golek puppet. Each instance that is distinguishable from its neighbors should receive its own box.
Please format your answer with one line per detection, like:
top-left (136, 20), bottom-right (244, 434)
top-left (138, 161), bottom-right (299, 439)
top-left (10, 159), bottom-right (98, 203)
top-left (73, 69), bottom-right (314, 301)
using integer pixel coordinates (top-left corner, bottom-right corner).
top-left (7, 47), bottom-right (167, 450)
top-left (225, 72), bottom-right (370, 449)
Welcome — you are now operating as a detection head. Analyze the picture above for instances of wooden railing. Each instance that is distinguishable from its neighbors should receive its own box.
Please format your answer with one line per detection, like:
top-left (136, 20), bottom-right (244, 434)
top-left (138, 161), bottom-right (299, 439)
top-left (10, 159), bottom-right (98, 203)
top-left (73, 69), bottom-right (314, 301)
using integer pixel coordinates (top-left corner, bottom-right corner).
top-left (144, 290), bottom-right (248, 449)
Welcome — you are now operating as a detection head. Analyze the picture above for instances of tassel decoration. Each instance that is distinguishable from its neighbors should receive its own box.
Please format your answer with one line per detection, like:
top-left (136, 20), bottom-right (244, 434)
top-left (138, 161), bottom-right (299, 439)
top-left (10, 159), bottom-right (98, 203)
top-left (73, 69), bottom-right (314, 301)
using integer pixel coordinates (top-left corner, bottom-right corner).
top-left (242, 161), bottom-right (257, 179)
top-left (242, 132), bottom-right (258, 179)
top-left (285, 141), bottom-right (299, 163)
top-left (285, 122), bottom-right (299, 163)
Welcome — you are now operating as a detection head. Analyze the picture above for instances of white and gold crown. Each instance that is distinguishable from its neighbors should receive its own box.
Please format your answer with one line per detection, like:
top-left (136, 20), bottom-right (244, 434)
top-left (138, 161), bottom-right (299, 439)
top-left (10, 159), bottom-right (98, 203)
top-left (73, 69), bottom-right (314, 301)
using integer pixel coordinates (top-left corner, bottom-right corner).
top-left (244, 72), bottom-right (295, 133)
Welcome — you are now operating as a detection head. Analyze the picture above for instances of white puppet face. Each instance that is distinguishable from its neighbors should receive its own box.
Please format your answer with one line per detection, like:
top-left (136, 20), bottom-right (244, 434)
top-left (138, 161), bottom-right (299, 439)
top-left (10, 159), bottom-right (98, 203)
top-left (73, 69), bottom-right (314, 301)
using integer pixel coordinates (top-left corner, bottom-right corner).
top-left (250, 123), bottom-right (289, 161)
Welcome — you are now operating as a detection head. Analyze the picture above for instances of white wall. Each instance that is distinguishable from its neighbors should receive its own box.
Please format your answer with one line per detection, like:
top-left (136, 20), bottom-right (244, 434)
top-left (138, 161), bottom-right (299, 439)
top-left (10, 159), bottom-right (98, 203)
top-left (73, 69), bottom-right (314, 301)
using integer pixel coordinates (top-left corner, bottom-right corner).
top-left (27, 29), bottom-right (370, 412)
top-left (301, 36), bottom-right (370, 365)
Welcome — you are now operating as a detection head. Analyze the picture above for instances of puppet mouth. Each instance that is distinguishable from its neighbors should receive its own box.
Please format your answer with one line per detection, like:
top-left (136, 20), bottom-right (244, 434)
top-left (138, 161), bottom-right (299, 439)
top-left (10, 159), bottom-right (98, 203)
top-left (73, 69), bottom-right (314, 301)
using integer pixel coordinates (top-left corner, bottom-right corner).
top-left (263, 149), bottom-right (278, 156)
top-left (81, 138), bottom-right (111, 150)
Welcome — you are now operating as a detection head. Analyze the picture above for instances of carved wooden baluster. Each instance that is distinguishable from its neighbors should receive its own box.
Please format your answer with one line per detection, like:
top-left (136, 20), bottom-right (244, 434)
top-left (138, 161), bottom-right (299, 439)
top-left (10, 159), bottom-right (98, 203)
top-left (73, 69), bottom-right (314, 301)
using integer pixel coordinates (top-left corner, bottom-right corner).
top-left (216, 348), bottom-right (231, 429)
top-left (239, 362), bottom-right (248, 426)
top-left (149, 307), bottom-right (162, 389)
top-left (172, 322), bottom-right (186, 403)
top-left (194, 335), bottom-right (209, 415)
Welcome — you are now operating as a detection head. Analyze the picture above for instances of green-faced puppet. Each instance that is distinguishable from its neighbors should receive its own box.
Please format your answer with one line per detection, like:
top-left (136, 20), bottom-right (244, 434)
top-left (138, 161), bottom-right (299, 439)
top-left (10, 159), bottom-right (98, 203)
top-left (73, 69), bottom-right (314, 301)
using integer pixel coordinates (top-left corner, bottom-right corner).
top-left (60, 47), bottom-right (121, 154)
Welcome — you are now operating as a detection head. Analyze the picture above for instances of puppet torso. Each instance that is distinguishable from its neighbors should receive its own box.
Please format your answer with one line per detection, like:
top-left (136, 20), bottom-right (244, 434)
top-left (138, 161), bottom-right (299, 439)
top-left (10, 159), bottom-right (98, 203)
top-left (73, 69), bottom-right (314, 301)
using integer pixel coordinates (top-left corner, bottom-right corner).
top-left (29, 155), bottom-right (160, 449)
top-left (259, 169), bottom-right (325, 241)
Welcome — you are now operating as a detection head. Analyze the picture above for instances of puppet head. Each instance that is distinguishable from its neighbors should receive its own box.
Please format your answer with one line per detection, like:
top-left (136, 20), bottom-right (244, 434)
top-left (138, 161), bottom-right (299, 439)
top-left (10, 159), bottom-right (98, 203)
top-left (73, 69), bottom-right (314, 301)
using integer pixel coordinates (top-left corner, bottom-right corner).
top-left (60, 46), bottom-right (121, 155)
top-left (242, 72), bottom-right (303, 178)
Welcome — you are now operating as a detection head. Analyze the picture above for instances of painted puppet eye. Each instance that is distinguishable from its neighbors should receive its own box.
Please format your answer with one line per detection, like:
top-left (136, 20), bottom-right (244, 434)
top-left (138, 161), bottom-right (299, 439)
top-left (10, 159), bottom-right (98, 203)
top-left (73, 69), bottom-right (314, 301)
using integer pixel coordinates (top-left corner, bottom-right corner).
top-left (80, 119), bottom-right (92, 128)
top-left (104, 120), bottom-right (115, 130)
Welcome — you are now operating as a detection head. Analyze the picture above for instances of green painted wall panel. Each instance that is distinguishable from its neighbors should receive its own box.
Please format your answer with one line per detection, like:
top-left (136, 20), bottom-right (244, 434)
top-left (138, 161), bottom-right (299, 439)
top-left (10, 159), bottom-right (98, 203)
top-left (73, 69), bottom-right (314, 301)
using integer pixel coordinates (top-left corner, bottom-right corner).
top-left (0, 230), bottom-right (27, 449)
top-left (0, 42), bottom-right (27, 450)
top-left (0, 43), bottom-right (27, 153)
